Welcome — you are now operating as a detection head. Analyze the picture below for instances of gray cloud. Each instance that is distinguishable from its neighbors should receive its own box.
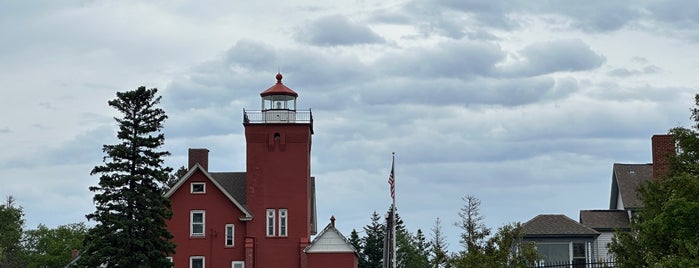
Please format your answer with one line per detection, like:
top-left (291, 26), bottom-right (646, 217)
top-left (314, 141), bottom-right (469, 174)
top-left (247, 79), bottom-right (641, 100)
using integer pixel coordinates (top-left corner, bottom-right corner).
top-left (295, 15), bottom-right (385, 46)
top-left (0, 127), bottom-right (10, 134)
top-left (377, 40), bottom-right (505, 78)
top-left (499, 39), bottom-right (605, 77)
top-left (607, 65), bottom-right (662, 77)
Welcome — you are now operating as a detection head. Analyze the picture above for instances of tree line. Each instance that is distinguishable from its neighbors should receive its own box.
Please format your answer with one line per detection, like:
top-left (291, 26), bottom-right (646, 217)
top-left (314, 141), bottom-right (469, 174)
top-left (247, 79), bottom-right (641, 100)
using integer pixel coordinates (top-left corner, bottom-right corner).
top-left (348, 195), bottom-right (538, 268)
top-left (0, 196), bottom-right (88, 267)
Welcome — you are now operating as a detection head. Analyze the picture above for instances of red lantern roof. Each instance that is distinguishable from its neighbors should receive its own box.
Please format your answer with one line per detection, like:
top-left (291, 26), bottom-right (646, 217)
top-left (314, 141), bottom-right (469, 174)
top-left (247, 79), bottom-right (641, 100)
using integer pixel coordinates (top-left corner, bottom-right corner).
top-left (260, 73), bottom-right (298, 97)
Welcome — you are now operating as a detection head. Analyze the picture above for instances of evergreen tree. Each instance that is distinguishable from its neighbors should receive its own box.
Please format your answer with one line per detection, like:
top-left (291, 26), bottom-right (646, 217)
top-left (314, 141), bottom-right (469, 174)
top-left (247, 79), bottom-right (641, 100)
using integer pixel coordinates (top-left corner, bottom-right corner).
top-left (429, 217), bottom-right (449, 267)
top-left (454, 195), bottom-right (490, 256)
top-left (163, 165), bottom-right (188, 193)
top-left (0, 196), bottom-right (26, 267)
top-left (401, 229), bottom-right (430, 268)
top-left (80, 87), bottom-right (175, 267)
top-left (363, 211), bottom-right (385, 268)
top-left (450, 195), bottom-right (538, 268)
top-left (349, 229), bottom-right (367, 268)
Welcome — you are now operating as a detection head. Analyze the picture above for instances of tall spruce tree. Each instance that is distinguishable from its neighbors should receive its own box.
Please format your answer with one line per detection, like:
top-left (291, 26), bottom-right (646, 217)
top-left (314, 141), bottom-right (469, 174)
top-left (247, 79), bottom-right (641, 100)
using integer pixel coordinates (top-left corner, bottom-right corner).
top-left (363, 211), bottom-right (385, 268)
top-left (80, 87), bottom-right (175, 267)
top-left (0, 196), bottom-right (26, 267)
top-left (349, 229), bottom-right (367, 268)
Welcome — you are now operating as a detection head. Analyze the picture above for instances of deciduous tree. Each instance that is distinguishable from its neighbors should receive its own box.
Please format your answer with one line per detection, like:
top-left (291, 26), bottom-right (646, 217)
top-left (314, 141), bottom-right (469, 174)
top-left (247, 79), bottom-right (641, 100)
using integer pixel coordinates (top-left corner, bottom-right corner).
top-left (80, 87), bottom-right (175, 267)
top-left (23, 223), bottom-right (88, 268)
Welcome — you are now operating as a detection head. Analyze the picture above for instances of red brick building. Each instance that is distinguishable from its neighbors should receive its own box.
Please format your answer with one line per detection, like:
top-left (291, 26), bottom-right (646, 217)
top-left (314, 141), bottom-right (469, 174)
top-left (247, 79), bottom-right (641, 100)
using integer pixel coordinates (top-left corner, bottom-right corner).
top-left (165, 74), bottom-right (357, 268)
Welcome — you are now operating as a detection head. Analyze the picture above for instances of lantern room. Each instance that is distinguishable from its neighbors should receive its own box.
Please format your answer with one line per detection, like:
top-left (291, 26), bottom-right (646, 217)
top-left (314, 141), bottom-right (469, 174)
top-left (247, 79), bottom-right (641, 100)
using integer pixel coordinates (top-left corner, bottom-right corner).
top-left (261, 73), bottom-right (298, 111)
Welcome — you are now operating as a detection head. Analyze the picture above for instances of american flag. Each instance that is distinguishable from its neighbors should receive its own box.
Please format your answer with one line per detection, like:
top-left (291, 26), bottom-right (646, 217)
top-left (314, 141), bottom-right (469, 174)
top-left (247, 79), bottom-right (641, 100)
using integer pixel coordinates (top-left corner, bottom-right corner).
top-left (388, 157), bottom-right (395, 201)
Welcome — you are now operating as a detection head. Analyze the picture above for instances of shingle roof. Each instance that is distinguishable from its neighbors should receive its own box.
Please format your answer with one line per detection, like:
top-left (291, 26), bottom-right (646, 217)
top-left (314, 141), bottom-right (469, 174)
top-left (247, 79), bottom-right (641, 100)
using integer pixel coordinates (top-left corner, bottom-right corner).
top-left (209, 172), bottom-right (247, 205)
top-left (522, 214), bottom-right (599, 238)
top-left (611, 163), bottom-right (653, 209)
top-left (579, 210), bottom-right (630, 231)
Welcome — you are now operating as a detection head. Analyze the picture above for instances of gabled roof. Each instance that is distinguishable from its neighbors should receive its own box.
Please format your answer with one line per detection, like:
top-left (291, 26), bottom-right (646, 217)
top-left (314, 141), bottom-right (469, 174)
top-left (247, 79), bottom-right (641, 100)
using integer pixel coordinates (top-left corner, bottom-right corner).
top-left (579, 210), bottom-right (630, 231)
top-left (609, 163), bottom-right (653, 209)
top-left (164, 164), bottom-right (253, 220)
top-left (522, 214), bottom-right (599, 238)
top-left (305, 218), bottom-right (357, 254)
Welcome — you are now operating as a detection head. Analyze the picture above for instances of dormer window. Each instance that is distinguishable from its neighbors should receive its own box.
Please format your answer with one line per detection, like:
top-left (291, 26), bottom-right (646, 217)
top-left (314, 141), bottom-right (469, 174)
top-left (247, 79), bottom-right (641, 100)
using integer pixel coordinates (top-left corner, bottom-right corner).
top-left (191, 182), bottom-right (206, 194)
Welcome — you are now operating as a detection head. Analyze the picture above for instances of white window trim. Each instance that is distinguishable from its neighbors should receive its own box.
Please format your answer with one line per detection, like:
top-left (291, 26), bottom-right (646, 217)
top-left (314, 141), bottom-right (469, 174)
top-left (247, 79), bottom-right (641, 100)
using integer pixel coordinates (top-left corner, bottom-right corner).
top-left (278, 209), bottom-right (288, 237)
top-left (190, 256), bottom-right (205, 268)
top-left (266, 209), bottom-right (275, 237)
top-left (191, 182), bottom-right (206, 194)
top-left (225, 224), bottom-right (235, 247)
top-left (232, 261), bottom-right (245, 268)
top-left (191, 210), bottom-right (205, 237)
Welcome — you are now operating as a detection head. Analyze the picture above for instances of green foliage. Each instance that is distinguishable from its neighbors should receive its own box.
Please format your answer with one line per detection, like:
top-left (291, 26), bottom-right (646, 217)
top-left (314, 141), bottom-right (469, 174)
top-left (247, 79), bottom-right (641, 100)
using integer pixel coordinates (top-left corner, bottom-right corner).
top-left (362, 211), bottom-right (385, 268)
top-left (23, 223), bottom-right (88, 268)
top-left (455, 195), bottom-right (490, 255)
top-left (163, 165), bottom-right (188, 193)
top-left (450, 196), bottom-right (538, 268)
top-left (610, 94), bottom-right (699, 267)
top-left (349, 229), bottom-right (366, 267)
top-left (0, 196), bottom-right (26, 267)
top-left (80, 87), bottom-right (175, 267)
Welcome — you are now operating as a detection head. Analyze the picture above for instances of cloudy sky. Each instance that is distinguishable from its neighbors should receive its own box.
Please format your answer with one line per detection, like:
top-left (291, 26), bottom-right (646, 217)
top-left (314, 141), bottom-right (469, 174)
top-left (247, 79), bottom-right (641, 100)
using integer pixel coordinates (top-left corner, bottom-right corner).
top-left (2, 0), bottom-right (699, 252)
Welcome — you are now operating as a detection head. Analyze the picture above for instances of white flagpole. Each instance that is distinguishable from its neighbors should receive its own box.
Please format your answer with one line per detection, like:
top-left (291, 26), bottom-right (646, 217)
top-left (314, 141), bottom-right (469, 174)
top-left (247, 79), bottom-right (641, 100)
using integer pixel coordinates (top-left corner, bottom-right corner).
top-left (391, 152), bottom-right (396, 268)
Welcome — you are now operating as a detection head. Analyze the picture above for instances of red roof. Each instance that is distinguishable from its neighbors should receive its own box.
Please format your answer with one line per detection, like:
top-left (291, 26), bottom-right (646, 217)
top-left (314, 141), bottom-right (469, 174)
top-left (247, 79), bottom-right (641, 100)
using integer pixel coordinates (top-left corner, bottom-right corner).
top-left (260, 73), bottom-right (298, 97)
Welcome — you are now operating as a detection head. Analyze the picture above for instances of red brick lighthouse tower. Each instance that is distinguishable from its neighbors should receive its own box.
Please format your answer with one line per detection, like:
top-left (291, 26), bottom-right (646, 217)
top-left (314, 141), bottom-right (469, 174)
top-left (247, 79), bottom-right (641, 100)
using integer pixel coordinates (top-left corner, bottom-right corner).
top-left (243, 73), bottom-right (316, 268)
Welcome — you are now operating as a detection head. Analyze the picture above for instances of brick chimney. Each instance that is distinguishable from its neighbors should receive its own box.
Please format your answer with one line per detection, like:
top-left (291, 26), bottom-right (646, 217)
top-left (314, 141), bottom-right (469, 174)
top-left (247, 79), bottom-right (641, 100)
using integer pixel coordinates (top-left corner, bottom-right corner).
top-left (652, 134), bottom-right (675, 179)
top-left (188, 148), bottom-right (209, 171)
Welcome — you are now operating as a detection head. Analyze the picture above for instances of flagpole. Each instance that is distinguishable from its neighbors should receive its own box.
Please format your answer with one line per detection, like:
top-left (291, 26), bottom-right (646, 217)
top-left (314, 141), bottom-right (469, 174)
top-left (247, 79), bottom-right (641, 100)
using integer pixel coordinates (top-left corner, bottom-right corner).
top-left (391, 152), bottom-right (396, 268)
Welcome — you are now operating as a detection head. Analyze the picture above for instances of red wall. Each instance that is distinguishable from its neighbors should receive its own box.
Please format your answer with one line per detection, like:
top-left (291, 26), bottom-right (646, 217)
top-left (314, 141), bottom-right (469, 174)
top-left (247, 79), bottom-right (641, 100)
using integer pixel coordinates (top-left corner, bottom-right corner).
top-left (168, 170), bottom-right (247, 268)
top-left (306, 253), bottom-right (358, 268)
top-left (245, 123), bottom-right (313, 268)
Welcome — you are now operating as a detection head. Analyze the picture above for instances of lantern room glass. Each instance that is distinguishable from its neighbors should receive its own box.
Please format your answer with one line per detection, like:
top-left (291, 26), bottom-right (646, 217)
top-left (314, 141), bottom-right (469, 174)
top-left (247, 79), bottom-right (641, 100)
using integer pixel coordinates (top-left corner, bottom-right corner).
top-left (262, 95), bottom-right (296, 111)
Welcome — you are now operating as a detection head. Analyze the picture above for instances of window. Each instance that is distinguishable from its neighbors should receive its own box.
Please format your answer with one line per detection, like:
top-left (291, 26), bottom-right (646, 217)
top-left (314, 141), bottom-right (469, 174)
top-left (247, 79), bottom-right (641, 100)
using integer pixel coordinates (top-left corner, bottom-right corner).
top-left (191, 210), bottom-right (205, 237)
top-left (232, 261), bottom-right (245, 268)
top-left (225, 224), bottom-right (234, 247)
top-left (278, 209), bottom-right (288, 237)
top-left (190, 256), bottom-right (204, 268)
top-left (191, 182), bottom-right (206, 194)
top-left (266, 209), bottom-right (275, 236)
top-left (572, 243), bottom-right (586, 268)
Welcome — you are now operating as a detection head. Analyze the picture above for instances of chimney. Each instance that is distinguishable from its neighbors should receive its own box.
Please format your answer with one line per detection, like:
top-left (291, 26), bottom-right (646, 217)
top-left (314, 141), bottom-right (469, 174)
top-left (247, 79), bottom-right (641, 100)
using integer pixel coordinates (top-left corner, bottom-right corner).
top-left (71, 249), bottom-right (79, 260)
top-left (188, 148), bottom-right (209, 171)
top-left (330, 215), bottom-right (336, 227)
top-left (652, 134), bottom-right (675, 179)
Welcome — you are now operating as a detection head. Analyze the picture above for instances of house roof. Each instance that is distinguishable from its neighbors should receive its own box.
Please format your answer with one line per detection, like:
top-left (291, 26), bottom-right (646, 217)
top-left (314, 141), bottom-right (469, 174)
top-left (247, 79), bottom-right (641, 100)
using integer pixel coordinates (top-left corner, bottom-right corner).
top-left (522, 214), bottom-right (599, 238)
top-left (579, 210), bottom-right (630, 231)
top-left (164, 165), bottom-right (317, 232)
top-left (209, 172), bottom-right (247, 205)
top-left (610, 163), bottom-right (653, 209)
top-left (305, 217), bottom-right (357, 254)
top-left (164, 164), bottom-right (253, 220)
